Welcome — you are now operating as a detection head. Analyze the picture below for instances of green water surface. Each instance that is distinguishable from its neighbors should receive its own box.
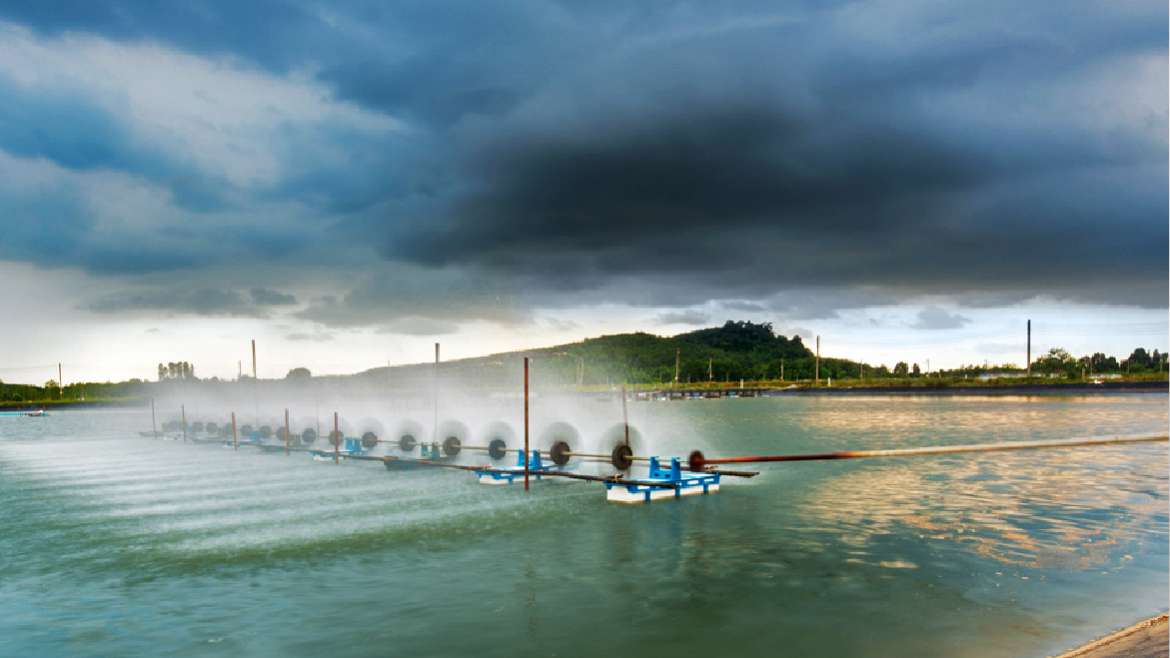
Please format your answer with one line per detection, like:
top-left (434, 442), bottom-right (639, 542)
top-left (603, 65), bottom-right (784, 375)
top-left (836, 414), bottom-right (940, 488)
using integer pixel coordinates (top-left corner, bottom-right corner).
top-left (1, 393), bottom-right (1166, 657)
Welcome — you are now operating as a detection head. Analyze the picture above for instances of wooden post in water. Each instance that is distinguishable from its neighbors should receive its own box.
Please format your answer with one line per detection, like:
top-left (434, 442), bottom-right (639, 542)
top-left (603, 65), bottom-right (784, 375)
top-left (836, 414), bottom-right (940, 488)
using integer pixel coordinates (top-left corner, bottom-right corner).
top-left (284, 408), bottom-right (290, 456)
top-left (150, 397), bottom-right (157, 438)
top-left (231, 412), bottom-right (238, 451)
top-left (523, 357), bottom-right (530, 492)
top-left (181, 404), bottom-right (187, 441)
top-left (333, 412), bottom-right (340, 464)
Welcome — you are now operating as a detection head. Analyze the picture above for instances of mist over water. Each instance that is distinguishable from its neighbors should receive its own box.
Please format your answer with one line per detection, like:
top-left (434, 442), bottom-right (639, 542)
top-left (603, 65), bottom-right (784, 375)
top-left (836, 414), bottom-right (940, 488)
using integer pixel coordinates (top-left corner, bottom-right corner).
top-left (1, 393), bottom-right (1166, 658)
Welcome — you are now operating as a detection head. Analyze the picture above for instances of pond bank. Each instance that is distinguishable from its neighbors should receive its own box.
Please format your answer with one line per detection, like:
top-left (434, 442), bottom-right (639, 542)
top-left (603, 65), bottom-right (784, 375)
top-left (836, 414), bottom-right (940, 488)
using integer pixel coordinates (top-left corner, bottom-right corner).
top-left (1053, 614), bottom-right (1168, 658)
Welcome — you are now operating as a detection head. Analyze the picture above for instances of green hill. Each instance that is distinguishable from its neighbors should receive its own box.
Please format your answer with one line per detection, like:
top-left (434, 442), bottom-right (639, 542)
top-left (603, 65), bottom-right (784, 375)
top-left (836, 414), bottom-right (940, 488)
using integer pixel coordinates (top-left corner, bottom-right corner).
top-left (356, 320), bottom-right (863, 388)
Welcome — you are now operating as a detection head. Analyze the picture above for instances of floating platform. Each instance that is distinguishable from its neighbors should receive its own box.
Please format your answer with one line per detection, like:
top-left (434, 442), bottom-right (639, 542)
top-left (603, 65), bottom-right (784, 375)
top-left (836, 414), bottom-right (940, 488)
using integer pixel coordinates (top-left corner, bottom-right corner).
top-left (604, 457), bottom-right (720, 504)
top-left (476, 449), bottom-right (553, 485)
top-left (309, 438), bottom-right (368, 461)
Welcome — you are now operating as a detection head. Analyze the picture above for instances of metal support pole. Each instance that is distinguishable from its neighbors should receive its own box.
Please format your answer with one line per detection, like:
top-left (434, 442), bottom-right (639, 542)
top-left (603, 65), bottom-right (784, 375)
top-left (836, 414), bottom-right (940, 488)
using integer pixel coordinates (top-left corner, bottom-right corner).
top-left (523, 357), bottom-right (530, 492)
top-left (433, 342), bottom-right (440, 444)
top-left (231, 412), bottom-right (238, 451)
top-left (181, 404), bottom-right (187, 441)
top-left (334, 412), bottom-right (340, 464)
top-left (621, 384), bottom-right (630, 448)
top-left (150, 397), bottom-right (157, 438)
top-left (284, 408), bottom-right (290, 456)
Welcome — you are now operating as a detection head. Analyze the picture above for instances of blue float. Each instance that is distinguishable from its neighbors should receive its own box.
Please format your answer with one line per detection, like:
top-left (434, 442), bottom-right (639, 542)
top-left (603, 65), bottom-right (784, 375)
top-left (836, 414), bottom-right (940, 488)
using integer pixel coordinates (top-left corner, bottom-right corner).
top-left (603, 456), bottom-right (720, 504)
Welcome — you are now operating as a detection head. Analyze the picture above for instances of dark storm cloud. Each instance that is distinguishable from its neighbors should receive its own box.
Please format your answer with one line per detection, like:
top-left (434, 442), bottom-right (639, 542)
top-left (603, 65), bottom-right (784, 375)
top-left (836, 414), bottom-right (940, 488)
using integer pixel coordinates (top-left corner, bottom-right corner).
top-left (0, 0), bottom-right (1166, 326)
top-left (375, 11), bottom-right (1166, 308)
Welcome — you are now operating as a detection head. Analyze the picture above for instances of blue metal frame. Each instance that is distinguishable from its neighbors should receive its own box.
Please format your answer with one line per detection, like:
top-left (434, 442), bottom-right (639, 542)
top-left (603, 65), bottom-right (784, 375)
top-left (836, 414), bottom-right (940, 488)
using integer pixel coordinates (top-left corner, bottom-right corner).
top-left (604, 456), bottom-right (720, 502)
top-left (307, 436), bottom-right (368, 460)
top-left (474, 449), bottom-right (551, 484)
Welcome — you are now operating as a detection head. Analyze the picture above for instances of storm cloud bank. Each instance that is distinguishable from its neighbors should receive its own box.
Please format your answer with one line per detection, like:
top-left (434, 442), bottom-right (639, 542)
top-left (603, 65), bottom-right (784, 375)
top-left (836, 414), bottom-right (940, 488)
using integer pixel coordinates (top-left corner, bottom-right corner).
top-left (0, 1), bottom-right (1165, 331)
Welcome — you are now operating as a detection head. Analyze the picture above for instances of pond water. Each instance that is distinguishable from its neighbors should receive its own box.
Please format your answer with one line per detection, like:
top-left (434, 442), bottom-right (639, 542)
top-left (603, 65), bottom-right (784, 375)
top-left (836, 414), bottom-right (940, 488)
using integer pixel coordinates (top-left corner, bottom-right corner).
top-left (1, 392), bottom-right (1165, 657)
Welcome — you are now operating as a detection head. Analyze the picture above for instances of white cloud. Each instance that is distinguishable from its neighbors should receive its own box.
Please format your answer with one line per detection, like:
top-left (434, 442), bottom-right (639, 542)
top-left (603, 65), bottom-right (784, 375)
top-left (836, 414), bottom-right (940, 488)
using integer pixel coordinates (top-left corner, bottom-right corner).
top-left (0, 21), bottom-right (403, 187)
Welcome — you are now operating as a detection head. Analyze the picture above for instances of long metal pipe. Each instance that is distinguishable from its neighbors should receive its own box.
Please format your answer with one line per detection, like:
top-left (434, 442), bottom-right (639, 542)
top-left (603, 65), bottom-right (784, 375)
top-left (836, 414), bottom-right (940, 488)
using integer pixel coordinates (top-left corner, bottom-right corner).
top-left (565, 451), bottom-right (651, 463)
top-left (688, 434), bottom-right (1168, 471)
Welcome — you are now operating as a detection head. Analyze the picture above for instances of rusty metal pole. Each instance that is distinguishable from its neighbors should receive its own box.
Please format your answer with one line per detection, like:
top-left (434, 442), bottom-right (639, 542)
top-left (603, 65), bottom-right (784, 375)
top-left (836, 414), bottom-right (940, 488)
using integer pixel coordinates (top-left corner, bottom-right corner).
top-left (181, 404), bottom-right (187, 441)
top-left (333, 412), bottom-right (340, 464)
top-left (284, 408), bottom-right (290, 456)
top-left (688, 434), bottom-right (1169, 471)
top-left (231, 412), bottom-right (238, 451)
top-left (523, 357), bottom-right (529, 492)
top-left (621, 385), bottom-right (630, 448)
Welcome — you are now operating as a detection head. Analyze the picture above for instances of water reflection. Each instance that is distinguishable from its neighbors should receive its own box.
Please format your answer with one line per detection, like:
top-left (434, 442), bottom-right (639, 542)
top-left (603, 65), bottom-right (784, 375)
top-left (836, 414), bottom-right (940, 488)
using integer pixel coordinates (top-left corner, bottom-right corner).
top-left (800, 445), bottom-right (1168, 568)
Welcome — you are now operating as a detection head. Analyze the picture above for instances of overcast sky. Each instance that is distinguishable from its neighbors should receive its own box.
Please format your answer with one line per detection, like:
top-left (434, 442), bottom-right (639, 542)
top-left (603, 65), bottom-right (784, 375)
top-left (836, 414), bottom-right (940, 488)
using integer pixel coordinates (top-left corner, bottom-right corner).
top-left (0, 1), bottom-right (1165, 384)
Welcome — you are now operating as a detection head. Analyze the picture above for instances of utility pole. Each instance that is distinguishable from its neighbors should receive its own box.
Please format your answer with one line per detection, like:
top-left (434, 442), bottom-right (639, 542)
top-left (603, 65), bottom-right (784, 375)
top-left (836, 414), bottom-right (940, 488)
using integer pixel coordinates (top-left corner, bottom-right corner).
top-left (251, 339), bottom-right (258, 426)
top-left (433, 343), bottom-right (440, 444)
top-left (815, 336), bottom-right (821, 386)
top-left (1026, 319), bottom-right (1031, 377)
top-left (673, 348), bottom-right (680, 386)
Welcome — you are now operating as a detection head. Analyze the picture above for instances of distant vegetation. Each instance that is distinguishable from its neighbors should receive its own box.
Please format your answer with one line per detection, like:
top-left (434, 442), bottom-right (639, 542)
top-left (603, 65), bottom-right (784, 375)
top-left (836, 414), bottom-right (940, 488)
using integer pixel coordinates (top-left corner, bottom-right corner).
top-left (1, 321), bottom-right (1166, 406)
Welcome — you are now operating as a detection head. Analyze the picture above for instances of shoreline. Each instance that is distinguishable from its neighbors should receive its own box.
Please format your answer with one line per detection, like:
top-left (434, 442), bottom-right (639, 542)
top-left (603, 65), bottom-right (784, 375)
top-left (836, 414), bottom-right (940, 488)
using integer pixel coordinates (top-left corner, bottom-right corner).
top-left (1052, 613), bottom-right (1168, 658)
top-left (1, 381), bottom-right (1166, 411)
